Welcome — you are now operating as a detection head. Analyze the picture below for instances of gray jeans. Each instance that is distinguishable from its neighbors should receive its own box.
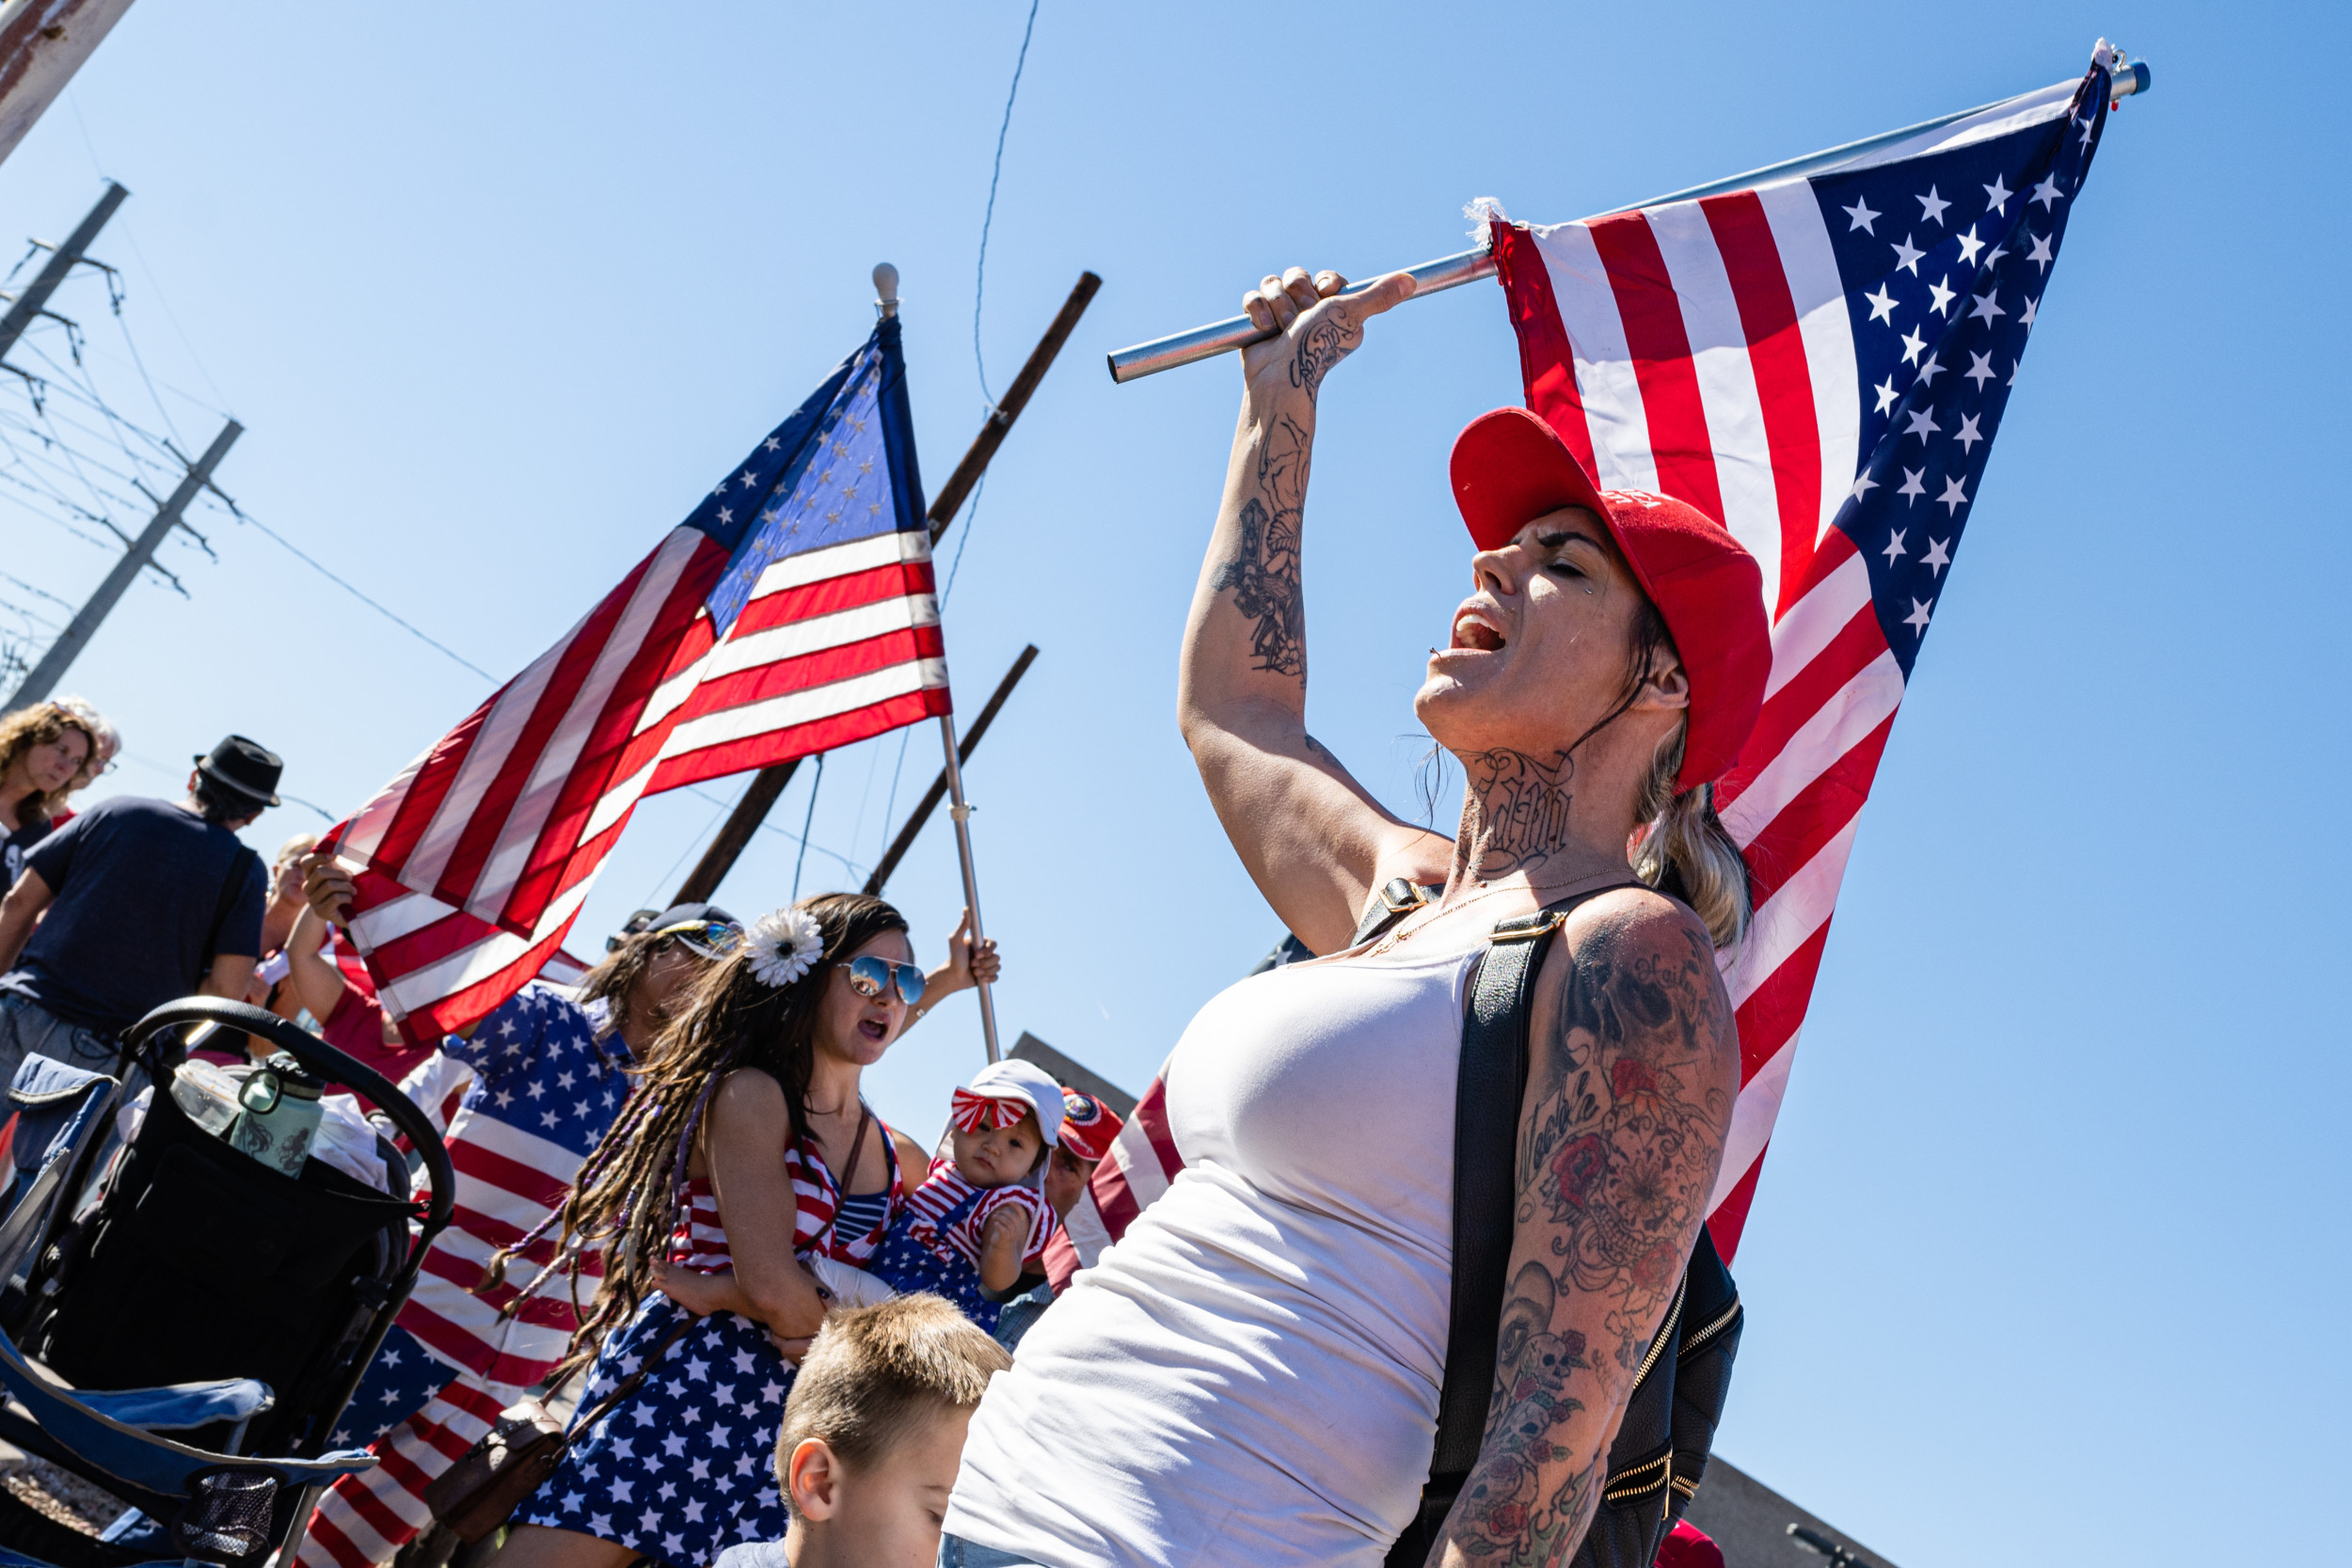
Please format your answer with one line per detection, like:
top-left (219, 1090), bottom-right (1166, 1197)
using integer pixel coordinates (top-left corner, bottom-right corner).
top-left (0, 992), bottom-right (119, 1092)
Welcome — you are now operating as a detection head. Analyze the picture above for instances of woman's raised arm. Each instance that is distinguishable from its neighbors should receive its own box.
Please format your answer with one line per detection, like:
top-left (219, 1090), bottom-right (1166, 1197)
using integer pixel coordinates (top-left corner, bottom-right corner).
top-left (1428, 890), bottom-right (1739, 1566)
top-left (1176, 265), bottom-right (1445, 956)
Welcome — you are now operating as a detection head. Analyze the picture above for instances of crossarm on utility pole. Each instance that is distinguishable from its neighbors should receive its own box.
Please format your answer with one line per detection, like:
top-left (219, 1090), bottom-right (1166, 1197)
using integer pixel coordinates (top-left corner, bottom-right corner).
top-left (864, 643), bottom-right (1037, 895)
top-left (0, 179), bottom-right (124, 364)
top-left (5, 417), bottom-right (239, 713)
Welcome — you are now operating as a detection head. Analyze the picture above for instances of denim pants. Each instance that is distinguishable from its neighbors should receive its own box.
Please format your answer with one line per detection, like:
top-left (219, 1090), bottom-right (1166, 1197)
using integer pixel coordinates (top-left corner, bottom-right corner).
top-left (0, 992), bottom-right (119, 1093)
top-left (937, 1537), bottom-right (1048, 1568)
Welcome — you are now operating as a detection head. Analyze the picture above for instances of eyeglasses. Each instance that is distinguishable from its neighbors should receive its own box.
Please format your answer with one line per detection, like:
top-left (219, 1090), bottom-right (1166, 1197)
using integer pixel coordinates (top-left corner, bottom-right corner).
top-left (653, 919), bottom-right (743, 958)
top-left (834, 956), bottom-right (927, 1007)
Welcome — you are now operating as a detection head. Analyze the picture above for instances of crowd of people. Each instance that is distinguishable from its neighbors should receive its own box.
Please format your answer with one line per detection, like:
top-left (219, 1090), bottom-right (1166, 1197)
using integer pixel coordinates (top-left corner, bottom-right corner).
top-left (0, 261), bottom-right (1776, 1568)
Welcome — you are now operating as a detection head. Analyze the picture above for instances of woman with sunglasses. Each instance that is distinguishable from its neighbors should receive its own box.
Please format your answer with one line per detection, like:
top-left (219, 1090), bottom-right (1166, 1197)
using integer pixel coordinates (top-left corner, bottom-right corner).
top-left (492, 893), bottom-right (995, 1568)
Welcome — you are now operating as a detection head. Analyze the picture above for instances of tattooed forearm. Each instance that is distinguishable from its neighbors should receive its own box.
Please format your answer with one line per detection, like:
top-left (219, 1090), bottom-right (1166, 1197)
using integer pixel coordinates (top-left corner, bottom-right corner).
top-left (1455, 749), bottom-right (1578, 881)
top-left (1211, 413), bottom-right (1312, 677)
top-left (1436, 911), bottom-right (1734, 1567)
top-left (1290, 304), bottom-right (1364, 404)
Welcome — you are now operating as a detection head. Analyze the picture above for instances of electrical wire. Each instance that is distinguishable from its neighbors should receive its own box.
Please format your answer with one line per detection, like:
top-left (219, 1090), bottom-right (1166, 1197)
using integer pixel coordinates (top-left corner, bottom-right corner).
top-left (867, 0), bottom-right (1042, 868)
top-left (972, 0), bottom-right (1041, 410)
top-left (789, 752), bottom-right (825, 901)
top-left (212, 497), bottom-right (499, 683)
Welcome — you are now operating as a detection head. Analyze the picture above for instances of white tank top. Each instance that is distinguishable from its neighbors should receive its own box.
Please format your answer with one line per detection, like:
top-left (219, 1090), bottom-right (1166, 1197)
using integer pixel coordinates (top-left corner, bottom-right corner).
top-left (945, 932), bottom-right (1482, 1568)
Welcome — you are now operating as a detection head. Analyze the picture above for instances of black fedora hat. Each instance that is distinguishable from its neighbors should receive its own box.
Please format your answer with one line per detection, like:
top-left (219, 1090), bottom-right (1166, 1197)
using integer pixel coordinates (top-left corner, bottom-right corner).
top-left (192, 735), bottom-right (282, 808)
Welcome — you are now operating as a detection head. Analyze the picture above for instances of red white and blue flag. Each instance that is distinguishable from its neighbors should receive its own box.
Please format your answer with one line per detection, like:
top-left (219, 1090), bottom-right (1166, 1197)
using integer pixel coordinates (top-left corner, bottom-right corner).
top-left (1069, 55), bottom-right (2120, 1275)
top-left (328, 320), bottom-right (949, 1040)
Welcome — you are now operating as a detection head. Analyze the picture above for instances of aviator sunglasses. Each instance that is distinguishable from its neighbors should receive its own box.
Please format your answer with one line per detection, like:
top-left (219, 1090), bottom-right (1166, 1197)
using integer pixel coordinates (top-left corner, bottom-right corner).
top-left (835, 956), bottom-right (927, 1006)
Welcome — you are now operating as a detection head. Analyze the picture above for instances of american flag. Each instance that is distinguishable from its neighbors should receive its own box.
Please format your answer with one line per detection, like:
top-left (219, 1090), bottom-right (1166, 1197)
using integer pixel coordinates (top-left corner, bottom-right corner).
top-left (1067, 56), bottom-right (2117, 1276)
top-left (327, 319), bottom-right (949, 1040)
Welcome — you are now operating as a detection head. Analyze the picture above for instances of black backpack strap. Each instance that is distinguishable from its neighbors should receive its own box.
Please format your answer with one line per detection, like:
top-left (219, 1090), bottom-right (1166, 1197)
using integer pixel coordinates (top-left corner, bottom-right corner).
top-left (1390, 882), bottom-right (1633, 1564)
top-left (1349, 878), bottom-right (1439, 949)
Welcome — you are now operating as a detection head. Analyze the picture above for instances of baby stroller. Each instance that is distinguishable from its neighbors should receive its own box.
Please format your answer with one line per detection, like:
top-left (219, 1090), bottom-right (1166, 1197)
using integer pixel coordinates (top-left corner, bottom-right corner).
top-left (0, 998), bottom-right (455, 1568)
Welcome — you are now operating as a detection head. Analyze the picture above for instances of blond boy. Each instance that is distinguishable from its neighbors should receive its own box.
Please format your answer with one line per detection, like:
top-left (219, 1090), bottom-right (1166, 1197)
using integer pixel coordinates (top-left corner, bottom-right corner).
top-left (715, 1295), bottom-right (1011, 1568)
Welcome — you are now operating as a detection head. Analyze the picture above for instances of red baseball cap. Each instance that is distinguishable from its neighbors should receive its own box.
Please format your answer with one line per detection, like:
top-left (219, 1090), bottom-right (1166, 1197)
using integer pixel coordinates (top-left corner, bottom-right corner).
top-left (1448, 406), bottom-right (1769, 793)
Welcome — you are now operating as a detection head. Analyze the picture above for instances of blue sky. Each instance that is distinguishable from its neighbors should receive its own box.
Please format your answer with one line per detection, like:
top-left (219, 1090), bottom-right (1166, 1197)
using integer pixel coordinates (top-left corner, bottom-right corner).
top-left (0, 3), bottom-right (2342, 1561)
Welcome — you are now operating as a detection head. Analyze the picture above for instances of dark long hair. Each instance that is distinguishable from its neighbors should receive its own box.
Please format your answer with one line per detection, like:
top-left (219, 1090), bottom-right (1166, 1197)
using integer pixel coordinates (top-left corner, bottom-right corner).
top-left (501, 893), bottom-right (909, 1377)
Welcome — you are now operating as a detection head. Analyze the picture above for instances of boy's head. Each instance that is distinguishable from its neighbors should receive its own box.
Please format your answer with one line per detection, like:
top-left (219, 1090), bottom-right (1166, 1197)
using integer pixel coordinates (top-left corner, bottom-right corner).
top-left (777, 1294), bottom-right (1013, 1568)
top-left (946, 1060), bottom-right (1065, 1190)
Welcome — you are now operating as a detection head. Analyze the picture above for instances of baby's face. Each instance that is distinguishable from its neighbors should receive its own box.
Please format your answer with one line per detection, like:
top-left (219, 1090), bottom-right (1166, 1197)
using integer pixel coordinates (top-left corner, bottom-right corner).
top-left (951, 1112), bottom-right (1041, 1188)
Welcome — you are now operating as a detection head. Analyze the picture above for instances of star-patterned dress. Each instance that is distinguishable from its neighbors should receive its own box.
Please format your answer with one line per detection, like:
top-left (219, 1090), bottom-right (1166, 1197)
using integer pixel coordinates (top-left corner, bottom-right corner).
top-left (517, 1105), bottom-right (903, 1567)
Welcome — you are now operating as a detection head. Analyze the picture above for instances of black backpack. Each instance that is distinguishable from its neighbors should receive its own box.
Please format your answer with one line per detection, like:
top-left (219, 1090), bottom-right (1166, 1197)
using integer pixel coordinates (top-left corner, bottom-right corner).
top-left (1346, 880), bottom-right (1745, 1568)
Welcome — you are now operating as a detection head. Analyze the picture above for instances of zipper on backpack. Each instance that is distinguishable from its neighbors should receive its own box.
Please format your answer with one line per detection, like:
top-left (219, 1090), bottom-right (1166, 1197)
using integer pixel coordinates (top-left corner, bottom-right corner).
top-left (1677, 1295), bottom-right (1741, 1361)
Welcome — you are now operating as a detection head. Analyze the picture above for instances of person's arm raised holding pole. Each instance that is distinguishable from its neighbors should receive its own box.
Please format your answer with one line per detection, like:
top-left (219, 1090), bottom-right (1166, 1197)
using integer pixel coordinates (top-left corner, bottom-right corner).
top-left (1178, 264), bottom-right (1445, 958)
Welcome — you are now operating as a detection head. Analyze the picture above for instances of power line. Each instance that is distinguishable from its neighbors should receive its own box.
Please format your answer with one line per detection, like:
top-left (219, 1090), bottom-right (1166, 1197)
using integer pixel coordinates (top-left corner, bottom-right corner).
top-left (210, 496), bottom-right (499, 683)
top-left (972, 0), bottom-right (1041, 410)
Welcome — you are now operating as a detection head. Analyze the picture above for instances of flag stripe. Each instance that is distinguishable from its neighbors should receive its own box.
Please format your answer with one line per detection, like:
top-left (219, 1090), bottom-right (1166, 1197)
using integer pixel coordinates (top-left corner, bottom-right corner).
top-left (1753, 177), bottom-right (1862, 548)
top-left (1646, 198), bottom-right (1787, 595)
top-left (1589, 212), bottom-right (1728, 521)
top-left (1521, 221), bottom-right (1660, 491)
top-left (1700, 191), bottom-right (1824, 616)
top-left (485, 542), bottom-right (728, 931)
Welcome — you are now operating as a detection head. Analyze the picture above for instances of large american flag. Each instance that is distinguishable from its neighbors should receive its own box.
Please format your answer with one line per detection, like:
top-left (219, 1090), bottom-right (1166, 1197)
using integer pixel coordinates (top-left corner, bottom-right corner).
top-left (1066, 56), bottom-right (2118, 1276)
top-left (327, 319), bottom-right (950, 1040)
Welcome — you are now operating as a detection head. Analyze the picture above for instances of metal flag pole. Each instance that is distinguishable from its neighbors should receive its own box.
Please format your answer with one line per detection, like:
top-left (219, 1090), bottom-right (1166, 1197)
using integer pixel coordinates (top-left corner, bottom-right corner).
top-left (883, 260), bottom-right (1005, 1063)
top-left (1105, 56), bottom-right (2153, 385)
top-left (934, 708), bottom-right (1000, 1063)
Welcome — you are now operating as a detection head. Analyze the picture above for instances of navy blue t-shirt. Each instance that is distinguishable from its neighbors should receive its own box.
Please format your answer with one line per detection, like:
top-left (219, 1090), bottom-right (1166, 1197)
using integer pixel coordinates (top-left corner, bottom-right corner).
top-left (1, 796), bottom-right (265, 1035)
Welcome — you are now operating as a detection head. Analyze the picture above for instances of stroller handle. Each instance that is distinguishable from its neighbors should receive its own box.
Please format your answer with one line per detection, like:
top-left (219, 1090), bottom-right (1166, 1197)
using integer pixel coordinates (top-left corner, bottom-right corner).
top-left (121, 998), bottom-right (458, 1240)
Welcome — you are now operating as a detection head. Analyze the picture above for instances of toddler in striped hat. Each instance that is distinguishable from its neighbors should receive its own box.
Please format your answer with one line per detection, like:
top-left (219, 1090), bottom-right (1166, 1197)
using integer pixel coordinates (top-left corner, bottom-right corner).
top-left (807, 1060), bottom-right (1064, 1334)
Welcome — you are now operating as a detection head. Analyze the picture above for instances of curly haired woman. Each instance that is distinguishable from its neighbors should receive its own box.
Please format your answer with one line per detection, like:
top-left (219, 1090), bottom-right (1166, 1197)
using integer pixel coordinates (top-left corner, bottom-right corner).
top-left (494, 893), bottom-right (955, 1568)
top-left (0, 702), bottom-right (101, 887)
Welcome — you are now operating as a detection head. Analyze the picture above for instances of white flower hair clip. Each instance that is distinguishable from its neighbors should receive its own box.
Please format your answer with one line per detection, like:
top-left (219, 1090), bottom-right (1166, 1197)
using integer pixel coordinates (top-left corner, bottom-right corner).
top-left (745, 907), bottom-right (825, 989)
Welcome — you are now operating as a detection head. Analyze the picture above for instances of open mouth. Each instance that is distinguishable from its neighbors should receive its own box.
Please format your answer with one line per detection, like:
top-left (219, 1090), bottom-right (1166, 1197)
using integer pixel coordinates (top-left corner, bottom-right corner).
top-left (857, 1018), bottom-right (890, 1042)
top-left (1450, 608), bottom-right (1507, 653)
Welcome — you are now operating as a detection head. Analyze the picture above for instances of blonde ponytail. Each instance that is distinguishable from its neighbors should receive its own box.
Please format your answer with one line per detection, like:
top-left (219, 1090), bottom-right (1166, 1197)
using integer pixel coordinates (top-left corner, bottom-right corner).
top-left (1629, 725), bottom-right (1750, 952)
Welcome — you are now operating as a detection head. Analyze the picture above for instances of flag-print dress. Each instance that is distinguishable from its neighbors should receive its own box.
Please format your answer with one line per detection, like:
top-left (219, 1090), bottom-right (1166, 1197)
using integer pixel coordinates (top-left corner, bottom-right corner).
top-left (518, 1107), bottom-right (903, 1567)
top-left (299, 984), bottom-right (629, 1568)
top-left (867, 1160), bottom-right (1057, 1335)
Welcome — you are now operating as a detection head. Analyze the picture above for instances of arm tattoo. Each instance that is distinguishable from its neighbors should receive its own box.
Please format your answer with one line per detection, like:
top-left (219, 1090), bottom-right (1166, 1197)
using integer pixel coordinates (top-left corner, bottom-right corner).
top-left (1440, 917), bottom-right (1733, 1565)
top-left (1211, 412), bottom-right (1311, 677)
top-left (1455, 749), bottom-right (1577, 880)
top-left (1291, 304), bottom-right (1364, 404)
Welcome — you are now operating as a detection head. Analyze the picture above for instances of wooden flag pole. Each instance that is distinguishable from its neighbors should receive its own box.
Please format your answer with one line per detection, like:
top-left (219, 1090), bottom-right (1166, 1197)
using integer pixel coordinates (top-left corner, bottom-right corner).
top-left (670, 267), bottom-right (1097, 908)
top-left (929, 271), bottom-right (1101, 544)
top-left (674, 759), bottom-right (802, 906)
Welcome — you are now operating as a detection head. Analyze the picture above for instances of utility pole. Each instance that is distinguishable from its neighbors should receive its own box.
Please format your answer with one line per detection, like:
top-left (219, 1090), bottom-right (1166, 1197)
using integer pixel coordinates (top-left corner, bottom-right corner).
top-left (5, 417), bottom-right (239, 711)
top-left (0, 0), bottom-right (137, 171)
top-left (0, 177), bottom-right (123, 360)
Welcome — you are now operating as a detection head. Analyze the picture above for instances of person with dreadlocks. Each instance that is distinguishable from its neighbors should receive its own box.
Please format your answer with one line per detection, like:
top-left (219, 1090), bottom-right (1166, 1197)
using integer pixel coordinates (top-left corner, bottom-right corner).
top-left (494, 893), bottom-right (958, 1568)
